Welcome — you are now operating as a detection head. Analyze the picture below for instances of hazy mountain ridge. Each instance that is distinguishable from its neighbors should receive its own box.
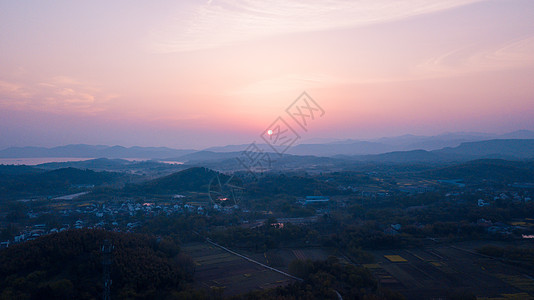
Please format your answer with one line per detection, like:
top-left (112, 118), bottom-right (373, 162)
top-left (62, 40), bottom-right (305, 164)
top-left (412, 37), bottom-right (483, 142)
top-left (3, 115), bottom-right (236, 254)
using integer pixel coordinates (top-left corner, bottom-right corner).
top-left (35, 158), bottom-right (132, 170)
top-left (340, 139), bottom-right (534, 162)
top-left (170, 151), bottom-right (245, 162)
top-left (435, 139), bottom-right (534, 158)
top-left (0, 144), bottom-right (195, 159)
top-left (203, 130), bottom-right (534, 157)
top-left (1, 130), bottom-right (533, 162)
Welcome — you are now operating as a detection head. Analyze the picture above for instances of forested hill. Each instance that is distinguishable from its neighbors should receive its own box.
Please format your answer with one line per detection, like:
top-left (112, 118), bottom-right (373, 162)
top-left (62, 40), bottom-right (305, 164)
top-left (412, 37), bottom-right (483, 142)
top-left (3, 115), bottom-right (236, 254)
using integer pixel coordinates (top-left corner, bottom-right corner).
top-left (423, 159), bottom-right (534, 182)
top-left (0, 167), bottom-right (122, 199)
top-left (0, 229), bottom-right (194, 299)
top-left (125, 167), bottom-right (227, 195)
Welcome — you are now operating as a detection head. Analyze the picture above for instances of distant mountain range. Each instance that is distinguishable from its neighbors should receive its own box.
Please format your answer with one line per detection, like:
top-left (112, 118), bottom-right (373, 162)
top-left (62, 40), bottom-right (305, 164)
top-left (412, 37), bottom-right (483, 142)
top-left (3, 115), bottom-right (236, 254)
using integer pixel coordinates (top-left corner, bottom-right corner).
top-left (1, 130), bottom-right (533, 163)
top-left (205, 130), bottom-right (534, 156)
top-left (436, 139), bottom-right (534, 158)
top-left (0, 144), bottom-right (195, 159)
top-left (344, 139), bottom-right (534, 162)
top-left (151, 139), bottom-right (533, 174)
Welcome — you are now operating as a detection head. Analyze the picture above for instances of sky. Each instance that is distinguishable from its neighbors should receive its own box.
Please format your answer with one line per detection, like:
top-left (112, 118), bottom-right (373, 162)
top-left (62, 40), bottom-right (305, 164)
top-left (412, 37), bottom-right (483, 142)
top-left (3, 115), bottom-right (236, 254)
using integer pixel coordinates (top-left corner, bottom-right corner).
top-left (1, 0), bottom-right (534, 149)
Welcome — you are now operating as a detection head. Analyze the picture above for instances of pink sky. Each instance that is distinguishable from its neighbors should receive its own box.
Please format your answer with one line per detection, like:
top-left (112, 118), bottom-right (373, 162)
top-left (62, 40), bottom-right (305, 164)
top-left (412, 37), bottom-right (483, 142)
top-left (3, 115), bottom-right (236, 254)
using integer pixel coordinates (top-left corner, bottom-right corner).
top-left (1, 0), bottom-right (534, 149)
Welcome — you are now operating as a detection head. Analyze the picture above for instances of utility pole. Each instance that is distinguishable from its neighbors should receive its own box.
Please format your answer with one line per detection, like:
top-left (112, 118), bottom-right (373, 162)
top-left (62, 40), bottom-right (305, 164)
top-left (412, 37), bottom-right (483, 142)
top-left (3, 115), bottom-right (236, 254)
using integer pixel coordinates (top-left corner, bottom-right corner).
top-left (102, 239), bottom-right (113, 300)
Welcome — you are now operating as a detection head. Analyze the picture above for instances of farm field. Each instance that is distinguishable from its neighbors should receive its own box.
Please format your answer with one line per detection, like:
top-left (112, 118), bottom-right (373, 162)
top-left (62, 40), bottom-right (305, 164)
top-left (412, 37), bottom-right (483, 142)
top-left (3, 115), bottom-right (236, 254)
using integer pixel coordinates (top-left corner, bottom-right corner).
top-left (182, 240), bottom-right (534, 299)
top-left (367, 241), bottom-right (534, 300)
top-left (242, 247), bottom-right (335, 272)
top-left (181, 242), bottom-right (295, 296)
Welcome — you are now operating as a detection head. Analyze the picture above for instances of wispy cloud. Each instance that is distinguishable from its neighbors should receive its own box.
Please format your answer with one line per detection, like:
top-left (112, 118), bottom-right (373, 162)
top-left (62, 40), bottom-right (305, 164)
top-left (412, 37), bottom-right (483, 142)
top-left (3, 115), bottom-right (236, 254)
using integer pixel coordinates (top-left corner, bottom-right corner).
top-left (0, 76), bottom-right (119, 113)
top-left (0, 80), bottom-right (33, 99)
top-left (149, 0), bottom-right (484, 53)
top-left (415, 35), bottom-right (534, 77)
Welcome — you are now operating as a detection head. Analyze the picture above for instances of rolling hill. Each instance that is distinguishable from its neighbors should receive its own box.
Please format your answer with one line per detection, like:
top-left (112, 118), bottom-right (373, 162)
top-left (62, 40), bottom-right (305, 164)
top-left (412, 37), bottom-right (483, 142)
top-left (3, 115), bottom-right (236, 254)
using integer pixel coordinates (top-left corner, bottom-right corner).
top-left (340, 139), bottom-right (534, 163)
top-left (423, 159), bottom-right (534, 182)
top-left (435, 139), bottom-right (534, 159)
top-left (0, 229), bottom-right (193, 299)
top-left (0, 167), bottom-right (122, 199)
top-left (125, 167), bottom-right (227, 194)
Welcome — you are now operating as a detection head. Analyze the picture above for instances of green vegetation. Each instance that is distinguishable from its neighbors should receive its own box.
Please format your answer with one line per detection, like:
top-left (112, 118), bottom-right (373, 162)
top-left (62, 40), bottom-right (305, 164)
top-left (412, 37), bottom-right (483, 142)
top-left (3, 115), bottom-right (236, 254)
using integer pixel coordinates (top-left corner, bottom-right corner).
top-left (125, 167), bottom-right (226, 195)
top-left (0, 229), bottom-right (195, 299)
top-left (2, 158), bottom-right (534, 299)
top-left (246, 174), bottom-right (342, 197)
top-left (424, 159), bottom-right (534, 183)
top-left (477, 245), bottom-right (534, 268)
top-left (0, 167), bottom-right (121, 199)
top-left (209, 221), bottom-right (313, 250)
top-left (238, 257), bottom-right (403, 300)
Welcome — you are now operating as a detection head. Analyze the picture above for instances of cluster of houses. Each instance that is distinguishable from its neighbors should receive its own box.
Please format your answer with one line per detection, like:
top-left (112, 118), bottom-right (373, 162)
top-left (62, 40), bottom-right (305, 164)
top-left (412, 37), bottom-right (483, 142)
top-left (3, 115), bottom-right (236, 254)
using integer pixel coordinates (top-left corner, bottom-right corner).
top-left (0, 195), bottom-right (220, 248)
top-left (1, 224), bottom-right (68, 248)
top-left (477, 191), bottom-right (532, 207)
top-left (477, 218), bottom-right (533, 237)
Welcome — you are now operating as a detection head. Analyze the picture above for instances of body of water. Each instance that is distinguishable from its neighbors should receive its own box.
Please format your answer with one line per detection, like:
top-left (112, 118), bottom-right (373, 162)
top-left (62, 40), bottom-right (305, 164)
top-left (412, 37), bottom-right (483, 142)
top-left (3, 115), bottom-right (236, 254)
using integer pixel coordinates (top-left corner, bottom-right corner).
top-left (0, 157), bottom-right (94, 165)
top-left (0, 157), bottom-right (182, 165)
